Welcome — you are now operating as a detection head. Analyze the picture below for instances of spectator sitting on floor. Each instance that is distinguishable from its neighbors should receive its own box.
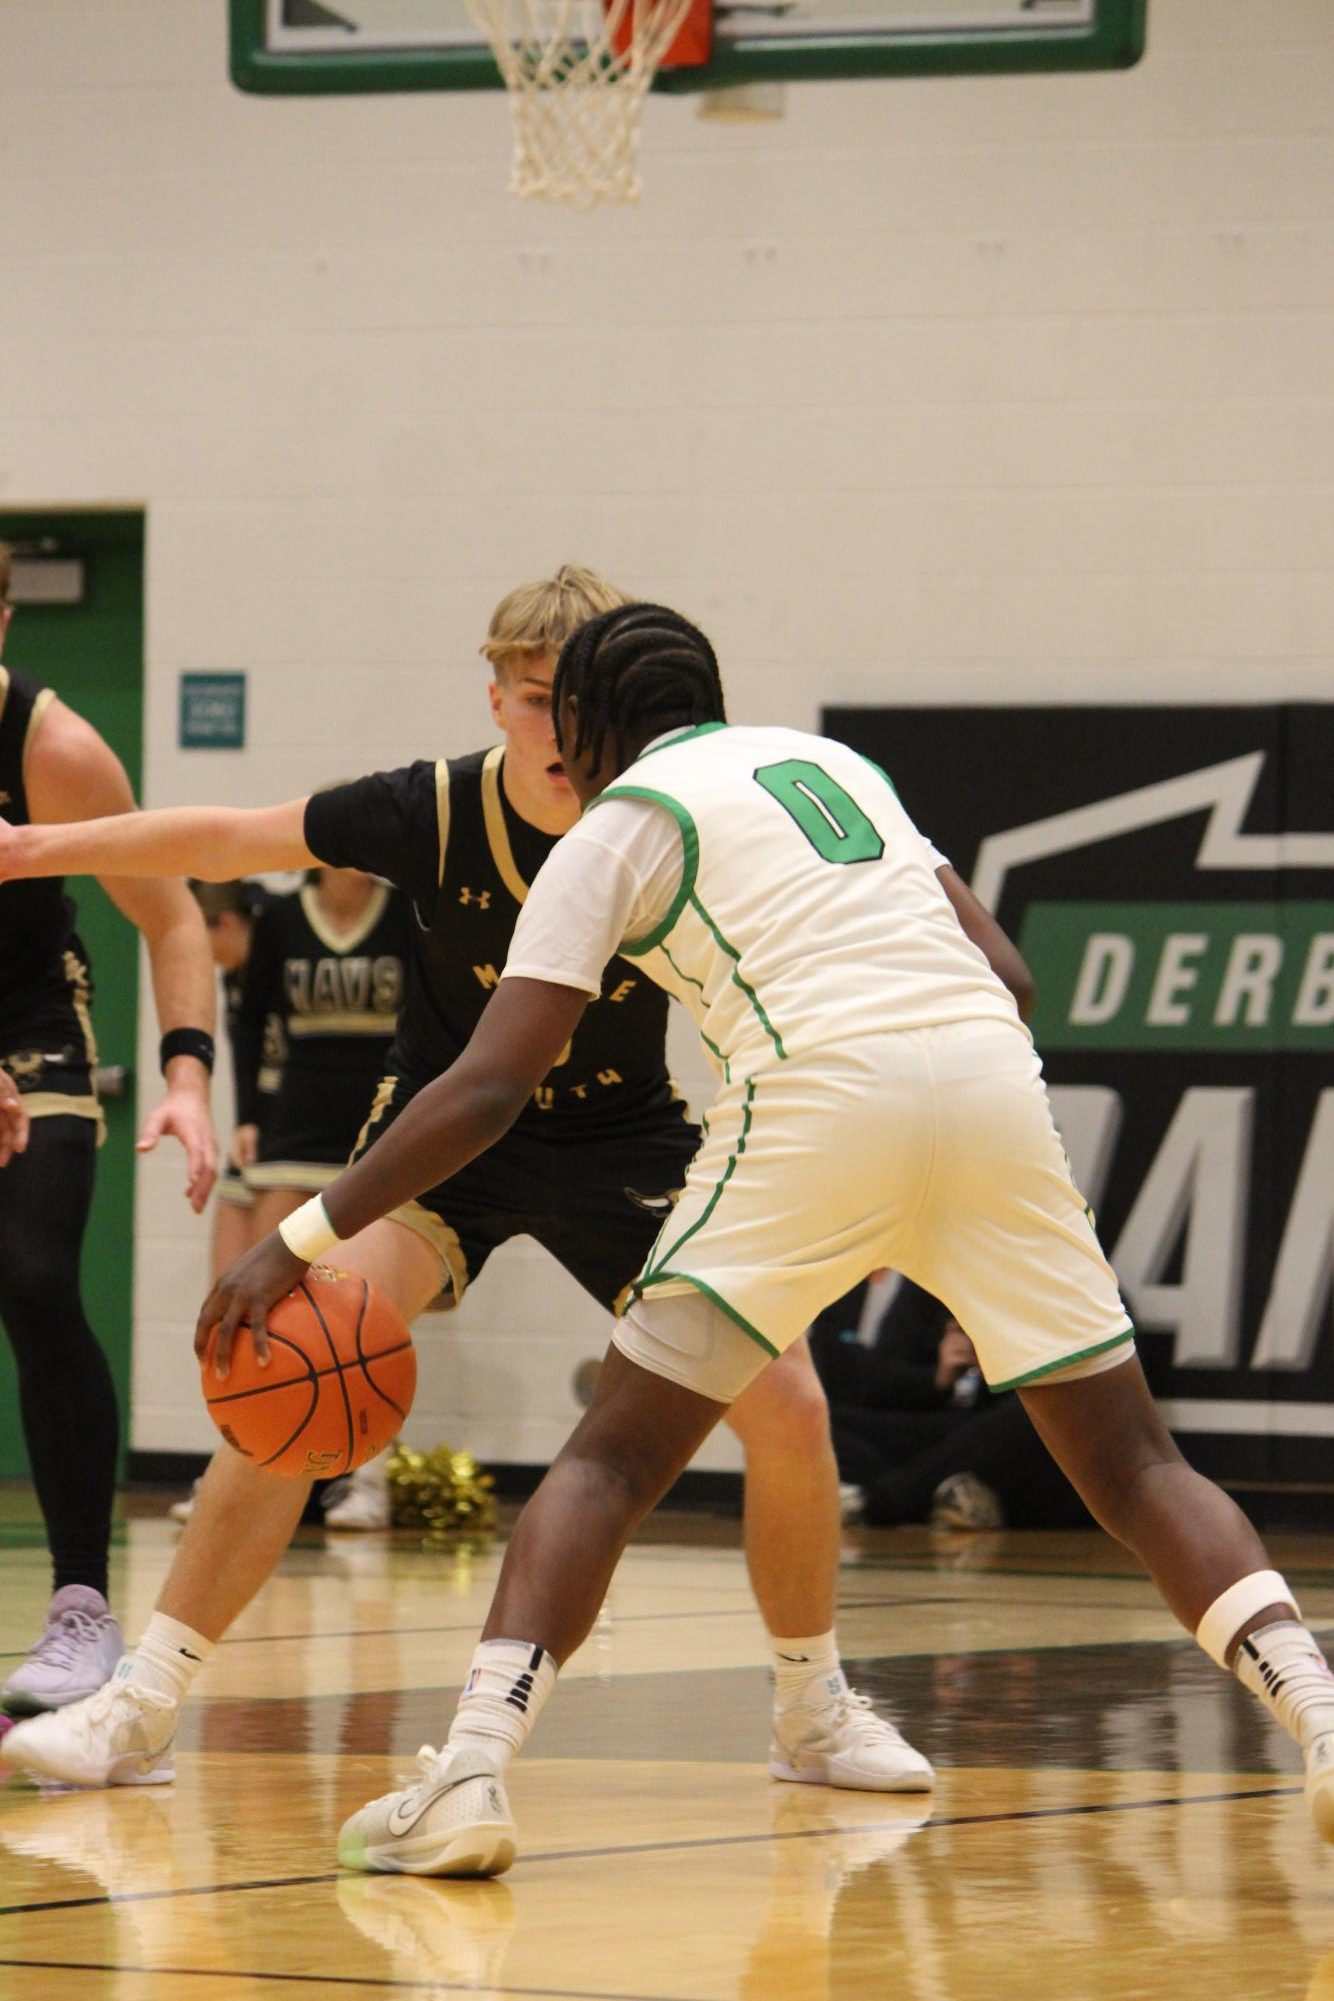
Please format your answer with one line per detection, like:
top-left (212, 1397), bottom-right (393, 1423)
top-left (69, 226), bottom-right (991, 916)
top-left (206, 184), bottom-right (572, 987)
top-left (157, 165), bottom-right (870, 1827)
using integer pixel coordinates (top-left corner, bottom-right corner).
top-left (810, 1278), bottom-right (1092, 1533)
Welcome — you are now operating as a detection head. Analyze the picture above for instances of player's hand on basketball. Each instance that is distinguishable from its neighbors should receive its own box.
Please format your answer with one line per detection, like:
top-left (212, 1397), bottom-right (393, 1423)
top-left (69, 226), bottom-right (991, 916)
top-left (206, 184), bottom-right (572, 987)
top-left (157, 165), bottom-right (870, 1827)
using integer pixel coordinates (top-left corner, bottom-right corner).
top-left (195, 1232), bottom-right (308, 1379)
top-left (0, 1068), bottom-right (29, 1167)
top-left (137, 1084), bottom-right (219, 1212)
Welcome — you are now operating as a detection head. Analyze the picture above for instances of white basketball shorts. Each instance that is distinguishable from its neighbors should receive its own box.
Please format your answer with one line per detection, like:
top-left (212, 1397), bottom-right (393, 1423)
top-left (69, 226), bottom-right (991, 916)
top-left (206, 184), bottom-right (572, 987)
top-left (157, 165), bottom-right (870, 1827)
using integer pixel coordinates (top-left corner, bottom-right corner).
top-left (615, 1019), bottom-right (1133, 1403)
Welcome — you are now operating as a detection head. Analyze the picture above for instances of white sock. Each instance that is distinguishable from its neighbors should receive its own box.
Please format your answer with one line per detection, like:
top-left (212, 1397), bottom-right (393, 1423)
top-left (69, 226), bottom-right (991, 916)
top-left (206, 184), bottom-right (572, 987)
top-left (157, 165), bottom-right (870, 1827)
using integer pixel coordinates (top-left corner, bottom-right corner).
top-left (1232, 1621), bottom-right (1334, 1751)
top-left (770, 1631), bottom-right (845, 1708)
top-left (127, 1613), bottom-right (215, 1705)
top-left (446, 1638), bottom-right (558, 1769)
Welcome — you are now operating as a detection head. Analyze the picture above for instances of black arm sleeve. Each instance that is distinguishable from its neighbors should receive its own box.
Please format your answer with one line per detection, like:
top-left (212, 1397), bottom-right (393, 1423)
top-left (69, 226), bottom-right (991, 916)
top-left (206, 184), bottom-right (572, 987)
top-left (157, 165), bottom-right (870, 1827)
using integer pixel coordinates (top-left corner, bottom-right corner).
top-left (231, 901), bottom-right (287, 1129)
top-left (303, 763), bottom-right (444, 916)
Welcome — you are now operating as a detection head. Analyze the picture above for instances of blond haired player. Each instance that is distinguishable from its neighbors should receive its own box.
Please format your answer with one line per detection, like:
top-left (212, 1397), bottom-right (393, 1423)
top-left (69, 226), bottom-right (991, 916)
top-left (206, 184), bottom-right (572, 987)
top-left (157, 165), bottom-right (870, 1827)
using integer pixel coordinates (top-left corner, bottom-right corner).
top-left (0, 569), bottom-right (986, 1794)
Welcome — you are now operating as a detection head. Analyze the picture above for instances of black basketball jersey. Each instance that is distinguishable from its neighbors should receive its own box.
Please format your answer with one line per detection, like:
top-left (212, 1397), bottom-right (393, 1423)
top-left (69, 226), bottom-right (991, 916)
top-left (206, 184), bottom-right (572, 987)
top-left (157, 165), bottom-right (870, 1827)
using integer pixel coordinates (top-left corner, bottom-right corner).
top-left (238, 881), bottom-right (412, 1168)
top-left (304, 746), bottom-right (681, 1142)
top-left (0, 666), bottom-right (89, 1051)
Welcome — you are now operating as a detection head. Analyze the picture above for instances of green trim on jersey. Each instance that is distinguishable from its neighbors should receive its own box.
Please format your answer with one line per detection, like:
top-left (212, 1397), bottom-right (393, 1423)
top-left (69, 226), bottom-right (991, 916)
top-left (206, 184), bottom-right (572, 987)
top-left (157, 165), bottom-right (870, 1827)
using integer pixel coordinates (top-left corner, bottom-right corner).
top-left (635, 1270), bottom-right (779, 1360)
top-left (989, 1323), bottom-right (1136, 1394)
top-left (688, 891), bottom-right (787, 1061)
top-left (588, 783), bottom-right (700, 955)
top-left (598, 734), bottom-right (788, 1061)
top-left (644, 1077), bottom-right (755, 1278)
top-left (660, 942), bottom-right (731, 1082)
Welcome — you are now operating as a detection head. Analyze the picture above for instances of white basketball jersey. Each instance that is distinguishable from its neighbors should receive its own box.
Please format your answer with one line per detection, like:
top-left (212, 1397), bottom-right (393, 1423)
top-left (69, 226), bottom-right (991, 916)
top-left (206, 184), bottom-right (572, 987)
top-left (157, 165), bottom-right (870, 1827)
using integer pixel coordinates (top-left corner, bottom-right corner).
top-left (593, 722), bottom-right (1023, 1078)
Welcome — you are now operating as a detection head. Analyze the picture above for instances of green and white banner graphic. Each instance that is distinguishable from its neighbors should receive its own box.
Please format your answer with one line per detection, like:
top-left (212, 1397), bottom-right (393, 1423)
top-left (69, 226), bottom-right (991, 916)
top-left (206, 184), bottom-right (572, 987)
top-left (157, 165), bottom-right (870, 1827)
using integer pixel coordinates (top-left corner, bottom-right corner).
top-left (824, 703), bottom-right (1334, 1486)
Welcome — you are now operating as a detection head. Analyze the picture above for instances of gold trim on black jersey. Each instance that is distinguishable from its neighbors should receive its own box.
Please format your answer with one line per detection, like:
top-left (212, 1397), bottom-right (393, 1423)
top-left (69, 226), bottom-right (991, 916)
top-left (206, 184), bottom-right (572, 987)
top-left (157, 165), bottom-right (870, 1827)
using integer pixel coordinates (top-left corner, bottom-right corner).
top-left (20, 1090), bottom-right (105, 1137)
top-left (63, 950), bottom-right (99, 1071)
top-left (286, 1012), bottom-right (397, 1038)
top-left (0, 665), bottom-right (9, 733)
top-left (434, 757), bottom-right (451, 888)
top-left (298, 881), bottom-right (390, 955)
top-left (23, 685), bottom-right (55, 766)
top-left (480, 745), bottom-right (529, 906)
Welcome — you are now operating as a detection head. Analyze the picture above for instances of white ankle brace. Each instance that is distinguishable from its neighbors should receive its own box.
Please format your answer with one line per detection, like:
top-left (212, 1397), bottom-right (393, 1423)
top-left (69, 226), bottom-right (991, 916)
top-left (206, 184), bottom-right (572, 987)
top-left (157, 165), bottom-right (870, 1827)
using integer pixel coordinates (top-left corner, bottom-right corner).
top-left (1195, 1569), bottom-right (1296, 1669)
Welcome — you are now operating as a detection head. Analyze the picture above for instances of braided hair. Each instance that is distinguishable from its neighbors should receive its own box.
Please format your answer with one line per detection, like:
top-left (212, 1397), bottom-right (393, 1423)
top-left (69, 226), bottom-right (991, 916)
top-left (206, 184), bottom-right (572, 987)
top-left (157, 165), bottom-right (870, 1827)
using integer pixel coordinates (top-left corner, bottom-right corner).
top-left (552, 604), bottom-right (726, 777)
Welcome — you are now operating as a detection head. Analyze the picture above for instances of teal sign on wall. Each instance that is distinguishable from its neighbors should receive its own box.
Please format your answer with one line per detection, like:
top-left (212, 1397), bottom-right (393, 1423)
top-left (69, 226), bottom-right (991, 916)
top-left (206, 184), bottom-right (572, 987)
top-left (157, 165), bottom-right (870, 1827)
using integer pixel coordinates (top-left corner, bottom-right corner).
top-left (179, 672), bottom-right (246, 749)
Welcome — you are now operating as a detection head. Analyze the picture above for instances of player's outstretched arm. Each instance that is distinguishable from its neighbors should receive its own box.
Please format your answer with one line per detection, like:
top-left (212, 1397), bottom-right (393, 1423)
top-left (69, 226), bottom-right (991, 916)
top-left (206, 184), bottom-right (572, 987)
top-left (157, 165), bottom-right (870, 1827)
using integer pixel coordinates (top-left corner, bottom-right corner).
top-left (197, 975), bottom-right (591, 1371)
top-left (935, 864), bottom-right (1035, 1020)
top-left (0, 706), bottom-right (315, 884)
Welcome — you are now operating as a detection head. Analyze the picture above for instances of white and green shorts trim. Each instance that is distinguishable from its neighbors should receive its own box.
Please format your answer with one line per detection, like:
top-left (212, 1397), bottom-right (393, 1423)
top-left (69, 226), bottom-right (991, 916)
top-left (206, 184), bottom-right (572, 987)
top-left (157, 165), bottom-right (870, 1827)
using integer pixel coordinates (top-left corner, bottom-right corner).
top-left (615, 1020), bottom-right (1135, 1405)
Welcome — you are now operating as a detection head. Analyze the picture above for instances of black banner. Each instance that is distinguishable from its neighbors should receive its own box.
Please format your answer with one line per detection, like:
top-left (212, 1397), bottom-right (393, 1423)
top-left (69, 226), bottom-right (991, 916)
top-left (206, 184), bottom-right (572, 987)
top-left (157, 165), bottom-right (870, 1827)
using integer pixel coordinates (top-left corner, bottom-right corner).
top-left (823, 704), bottom-right (1334, 1486)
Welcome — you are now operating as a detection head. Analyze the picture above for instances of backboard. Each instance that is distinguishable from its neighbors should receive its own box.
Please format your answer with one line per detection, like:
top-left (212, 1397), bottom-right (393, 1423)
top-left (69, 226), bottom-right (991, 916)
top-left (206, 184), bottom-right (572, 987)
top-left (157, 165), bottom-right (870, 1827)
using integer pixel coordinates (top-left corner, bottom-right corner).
top-left (229, 0), bottom-right (1147, 96)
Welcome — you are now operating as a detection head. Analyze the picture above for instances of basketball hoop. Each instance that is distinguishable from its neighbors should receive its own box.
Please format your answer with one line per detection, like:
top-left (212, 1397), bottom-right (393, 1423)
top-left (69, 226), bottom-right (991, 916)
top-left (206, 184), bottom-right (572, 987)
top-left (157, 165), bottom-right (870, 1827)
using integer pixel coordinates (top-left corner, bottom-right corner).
top-left (466, 0), bottom-right (711, 208)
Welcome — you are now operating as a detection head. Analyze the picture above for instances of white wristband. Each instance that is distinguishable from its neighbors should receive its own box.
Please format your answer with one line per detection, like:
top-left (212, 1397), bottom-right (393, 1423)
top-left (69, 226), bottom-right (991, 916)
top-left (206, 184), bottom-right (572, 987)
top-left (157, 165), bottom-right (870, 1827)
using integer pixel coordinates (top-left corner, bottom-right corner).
top-left (277, 1196), bottom-right (339, 1265)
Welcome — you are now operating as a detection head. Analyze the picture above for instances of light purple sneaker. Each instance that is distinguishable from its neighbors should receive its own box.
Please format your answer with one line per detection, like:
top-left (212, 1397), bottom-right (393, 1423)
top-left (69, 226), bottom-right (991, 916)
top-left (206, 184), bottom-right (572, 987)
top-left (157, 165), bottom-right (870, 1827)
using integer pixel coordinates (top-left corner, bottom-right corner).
top-left (2, 1587), bottom-right (124, 1718)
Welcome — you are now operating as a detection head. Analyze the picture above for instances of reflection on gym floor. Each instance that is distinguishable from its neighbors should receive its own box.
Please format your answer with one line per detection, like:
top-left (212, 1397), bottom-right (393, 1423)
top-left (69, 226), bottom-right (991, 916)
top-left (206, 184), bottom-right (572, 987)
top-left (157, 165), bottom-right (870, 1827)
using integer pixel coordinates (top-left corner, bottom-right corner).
top-left (2, 1496), bottom-right (1332, 2000)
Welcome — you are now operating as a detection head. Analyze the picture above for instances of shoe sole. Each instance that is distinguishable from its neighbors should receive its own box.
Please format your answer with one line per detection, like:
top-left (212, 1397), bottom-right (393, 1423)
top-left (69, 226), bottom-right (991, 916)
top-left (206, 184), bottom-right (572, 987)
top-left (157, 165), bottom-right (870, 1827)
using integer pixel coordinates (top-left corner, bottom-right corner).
top-left (4, 1755), bottom-right (175, 1789)
top-left (768, 1756), bottom-right (935, 1793)
top-left (339, 1823), bottom-right (517, 1878)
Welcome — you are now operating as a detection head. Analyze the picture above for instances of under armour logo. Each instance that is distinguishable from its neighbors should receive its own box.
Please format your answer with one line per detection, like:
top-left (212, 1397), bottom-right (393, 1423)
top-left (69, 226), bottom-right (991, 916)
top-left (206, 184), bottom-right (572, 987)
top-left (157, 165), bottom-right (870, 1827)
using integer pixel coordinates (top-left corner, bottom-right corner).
top-left (459, 887), bottom-right (491, 909)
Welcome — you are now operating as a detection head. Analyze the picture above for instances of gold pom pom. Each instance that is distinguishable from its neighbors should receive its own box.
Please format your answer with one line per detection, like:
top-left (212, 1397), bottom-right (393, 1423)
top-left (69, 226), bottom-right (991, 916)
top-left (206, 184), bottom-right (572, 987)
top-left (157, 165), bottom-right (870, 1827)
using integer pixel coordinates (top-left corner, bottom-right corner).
top-left (386, 1442), bottom-right (497, 1546)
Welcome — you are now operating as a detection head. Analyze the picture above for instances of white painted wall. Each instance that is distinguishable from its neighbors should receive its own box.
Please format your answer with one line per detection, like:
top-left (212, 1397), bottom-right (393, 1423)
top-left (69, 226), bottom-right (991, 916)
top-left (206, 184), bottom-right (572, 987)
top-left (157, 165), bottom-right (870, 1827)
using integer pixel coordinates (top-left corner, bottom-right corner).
top-left (2, 0), bottom-right (1331, 1465)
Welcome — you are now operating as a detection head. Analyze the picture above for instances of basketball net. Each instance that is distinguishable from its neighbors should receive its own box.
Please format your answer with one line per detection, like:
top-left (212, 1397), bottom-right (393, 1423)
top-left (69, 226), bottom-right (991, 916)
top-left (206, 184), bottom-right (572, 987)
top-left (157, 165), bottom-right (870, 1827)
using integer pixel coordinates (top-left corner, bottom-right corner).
top-left (466, 0), bottom-right (701, 207)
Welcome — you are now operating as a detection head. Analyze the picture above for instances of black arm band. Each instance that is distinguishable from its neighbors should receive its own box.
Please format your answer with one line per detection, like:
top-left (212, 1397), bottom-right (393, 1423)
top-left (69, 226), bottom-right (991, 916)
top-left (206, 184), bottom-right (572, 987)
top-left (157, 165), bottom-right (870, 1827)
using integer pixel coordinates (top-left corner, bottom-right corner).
top-left (160, 1028), bottom-right (215, 1076)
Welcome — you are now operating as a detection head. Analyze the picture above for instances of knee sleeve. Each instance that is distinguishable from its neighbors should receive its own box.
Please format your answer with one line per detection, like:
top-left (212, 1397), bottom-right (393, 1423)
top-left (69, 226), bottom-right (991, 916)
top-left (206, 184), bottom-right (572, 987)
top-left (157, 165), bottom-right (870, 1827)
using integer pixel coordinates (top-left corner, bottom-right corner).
top-left (614, 1289), bottom-right (772, 1404)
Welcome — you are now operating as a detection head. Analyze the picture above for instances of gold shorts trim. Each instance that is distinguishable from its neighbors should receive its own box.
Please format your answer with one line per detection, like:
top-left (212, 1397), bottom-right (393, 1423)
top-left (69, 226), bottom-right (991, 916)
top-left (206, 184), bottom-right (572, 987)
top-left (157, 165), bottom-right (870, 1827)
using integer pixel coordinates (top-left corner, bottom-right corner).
top-left (243, 1161), bottom-right (343, 1194)
top-left (22, 1092), bottom-right (106, 1145)
top-left (381, 1202), bottom-right (469, 1305)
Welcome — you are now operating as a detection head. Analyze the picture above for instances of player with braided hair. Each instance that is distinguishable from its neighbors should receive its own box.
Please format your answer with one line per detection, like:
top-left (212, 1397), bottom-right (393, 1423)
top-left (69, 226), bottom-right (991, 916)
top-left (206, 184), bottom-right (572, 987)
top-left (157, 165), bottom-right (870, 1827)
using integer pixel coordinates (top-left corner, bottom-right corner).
top-left (163, 598), bottom-right (1334, 1878)
top-left (553, 603), bottom-right (725, 773)
top-left (0, 570), bottom-right (946, 1800)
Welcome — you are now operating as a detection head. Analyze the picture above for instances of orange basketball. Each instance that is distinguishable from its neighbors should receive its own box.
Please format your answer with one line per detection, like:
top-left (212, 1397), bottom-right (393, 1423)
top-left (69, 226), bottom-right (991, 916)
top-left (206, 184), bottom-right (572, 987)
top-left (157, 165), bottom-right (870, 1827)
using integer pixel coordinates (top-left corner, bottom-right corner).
top-left (200, 1267), bottom-right (416, 1480)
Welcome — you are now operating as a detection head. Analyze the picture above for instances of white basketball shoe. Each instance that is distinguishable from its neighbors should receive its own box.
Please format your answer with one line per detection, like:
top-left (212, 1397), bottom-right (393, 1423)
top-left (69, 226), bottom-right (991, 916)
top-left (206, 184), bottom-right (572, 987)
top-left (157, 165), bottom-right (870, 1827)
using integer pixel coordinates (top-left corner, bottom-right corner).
top-left (770, 1675), bottom-right (935, 1793)
top-left (338, 1745), bottom-right (516, 1877)
top-left (0, 1662), bottom-right (177, 1787)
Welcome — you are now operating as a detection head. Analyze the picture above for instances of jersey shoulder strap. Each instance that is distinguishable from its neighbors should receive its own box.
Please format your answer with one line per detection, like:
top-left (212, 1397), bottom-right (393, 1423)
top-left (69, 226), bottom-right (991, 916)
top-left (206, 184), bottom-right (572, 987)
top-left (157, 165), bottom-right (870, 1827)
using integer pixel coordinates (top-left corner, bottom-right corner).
top-left (432, 756), bottom-right (451, 888)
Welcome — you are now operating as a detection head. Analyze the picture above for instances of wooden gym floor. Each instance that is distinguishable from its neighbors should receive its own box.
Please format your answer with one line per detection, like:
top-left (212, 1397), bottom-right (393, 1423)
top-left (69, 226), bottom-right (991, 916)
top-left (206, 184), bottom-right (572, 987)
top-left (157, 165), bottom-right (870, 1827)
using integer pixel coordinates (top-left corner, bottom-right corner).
top-left (2, 1491), bottom-right (1333, 2001)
